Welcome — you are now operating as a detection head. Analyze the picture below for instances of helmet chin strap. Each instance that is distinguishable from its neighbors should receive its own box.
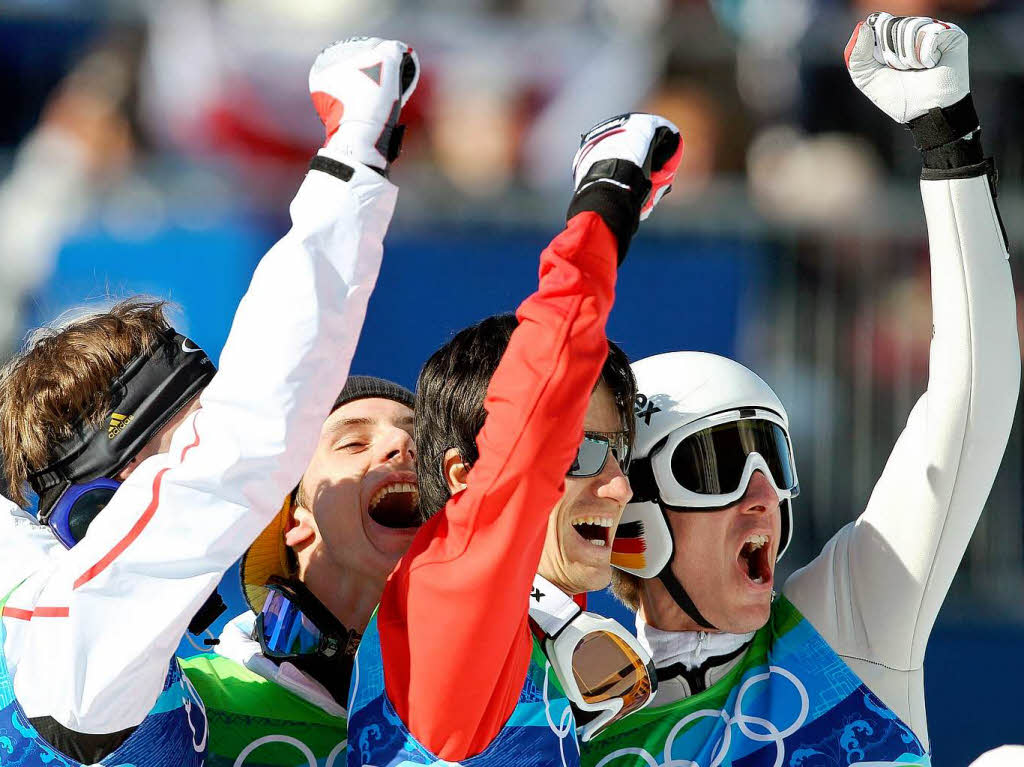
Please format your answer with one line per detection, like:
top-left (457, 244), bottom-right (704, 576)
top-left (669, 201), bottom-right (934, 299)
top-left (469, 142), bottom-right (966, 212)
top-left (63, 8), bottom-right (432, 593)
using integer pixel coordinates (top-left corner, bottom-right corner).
top-left (655, 558), bottom-right (717, 631)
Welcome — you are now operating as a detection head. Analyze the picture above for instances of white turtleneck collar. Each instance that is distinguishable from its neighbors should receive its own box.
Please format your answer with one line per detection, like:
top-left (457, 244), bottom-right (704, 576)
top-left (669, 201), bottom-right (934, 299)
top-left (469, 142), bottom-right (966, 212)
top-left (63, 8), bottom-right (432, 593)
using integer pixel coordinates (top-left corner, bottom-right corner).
top-left (636, 612), bottom-right (754, 671)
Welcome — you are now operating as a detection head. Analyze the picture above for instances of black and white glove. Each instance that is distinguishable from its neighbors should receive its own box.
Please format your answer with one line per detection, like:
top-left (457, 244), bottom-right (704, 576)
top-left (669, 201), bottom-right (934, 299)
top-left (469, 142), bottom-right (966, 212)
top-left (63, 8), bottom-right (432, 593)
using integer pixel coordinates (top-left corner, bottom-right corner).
top-left (567, 113), bottom-right (683, 263)
top-left (309, 37), bottom-right (420, 175)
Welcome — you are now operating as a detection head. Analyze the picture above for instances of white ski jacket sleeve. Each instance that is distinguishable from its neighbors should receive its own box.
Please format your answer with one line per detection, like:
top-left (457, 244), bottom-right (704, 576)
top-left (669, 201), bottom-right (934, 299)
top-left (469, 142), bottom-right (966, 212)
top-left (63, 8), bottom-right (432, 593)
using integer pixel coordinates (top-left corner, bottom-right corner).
top-left (783, 171), bottom-right (1020, 749)
top-left (0, 153), bottom-right (397, 734)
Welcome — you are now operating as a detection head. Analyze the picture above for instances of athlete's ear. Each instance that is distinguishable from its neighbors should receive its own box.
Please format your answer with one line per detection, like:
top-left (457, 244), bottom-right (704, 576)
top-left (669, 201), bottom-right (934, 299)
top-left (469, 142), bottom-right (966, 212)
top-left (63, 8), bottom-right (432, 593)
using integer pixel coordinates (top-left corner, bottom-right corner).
top-left (443, 448), bottom-right (469, 495)
top-left (285, 492), bottom-right (318, 550)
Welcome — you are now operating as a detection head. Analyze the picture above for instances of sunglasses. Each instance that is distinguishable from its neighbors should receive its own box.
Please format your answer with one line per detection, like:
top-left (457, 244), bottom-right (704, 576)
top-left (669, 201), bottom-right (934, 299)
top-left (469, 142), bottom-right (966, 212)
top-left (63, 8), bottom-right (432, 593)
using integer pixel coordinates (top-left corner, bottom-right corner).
top-left (568, 431), bottom-right (632, 478)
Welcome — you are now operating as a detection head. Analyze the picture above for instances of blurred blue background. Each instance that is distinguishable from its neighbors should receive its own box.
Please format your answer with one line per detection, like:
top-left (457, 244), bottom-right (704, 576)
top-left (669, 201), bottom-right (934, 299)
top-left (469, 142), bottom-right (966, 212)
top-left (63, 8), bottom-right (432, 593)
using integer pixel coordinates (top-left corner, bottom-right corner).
top-left (2, 1), bottom-right (1023, 763)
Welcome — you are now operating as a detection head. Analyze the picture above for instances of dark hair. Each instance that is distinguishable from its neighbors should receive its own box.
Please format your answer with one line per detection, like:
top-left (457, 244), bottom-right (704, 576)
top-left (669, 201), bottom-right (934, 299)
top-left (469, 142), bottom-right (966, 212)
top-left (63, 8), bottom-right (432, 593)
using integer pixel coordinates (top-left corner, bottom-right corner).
top-left (415, 313), bottom-right (636, 519)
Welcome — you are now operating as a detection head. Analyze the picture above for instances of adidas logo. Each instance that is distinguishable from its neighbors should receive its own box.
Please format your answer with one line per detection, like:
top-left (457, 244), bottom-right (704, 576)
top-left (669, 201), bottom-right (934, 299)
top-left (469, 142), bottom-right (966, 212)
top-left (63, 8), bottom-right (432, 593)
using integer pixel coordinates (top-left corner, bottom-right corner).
top-left (108, 412), bottom-right (132, 439)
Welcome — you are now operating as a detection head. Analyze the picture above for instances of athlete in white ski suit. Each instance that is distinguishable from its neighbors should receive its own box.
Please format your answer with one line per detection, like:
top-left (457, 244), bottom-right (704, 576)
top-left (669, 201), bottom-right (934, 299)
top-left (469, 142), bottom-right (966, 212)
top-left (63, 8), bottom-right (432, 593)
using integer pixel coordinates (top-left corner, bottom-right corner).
top-left (591, 12), bottom-right (1020, 764)
top-left (0, 37), bottom-right (410, 764)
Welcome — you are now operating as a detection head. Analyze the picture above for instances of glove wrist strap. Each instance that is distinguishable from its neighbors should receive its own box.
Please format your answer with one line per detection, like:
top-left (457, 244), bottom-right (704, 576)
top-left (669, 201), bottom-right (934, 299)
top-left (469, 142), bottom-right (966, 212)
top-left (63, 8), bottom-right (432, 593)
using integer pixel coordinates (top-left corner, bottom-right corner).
top-left (567, 159), bottom-right (650, 265)
top-left (907, 93), bottom-right (979, 151)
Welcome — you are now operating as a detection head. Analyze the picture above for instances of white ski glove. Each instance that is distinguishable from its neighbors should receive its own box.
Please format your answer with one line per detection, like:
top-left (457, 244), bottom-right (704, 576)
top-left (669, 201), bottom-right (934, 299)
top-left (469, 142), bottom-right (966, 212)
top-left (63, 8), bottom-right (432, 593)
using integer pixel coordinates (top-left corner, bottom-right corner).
top-left (309, 37), bottom-right (420, 173)
top-left (845, 12), bottom-right (968, 124)
top-left (571, 113), bottom-right (682, 221)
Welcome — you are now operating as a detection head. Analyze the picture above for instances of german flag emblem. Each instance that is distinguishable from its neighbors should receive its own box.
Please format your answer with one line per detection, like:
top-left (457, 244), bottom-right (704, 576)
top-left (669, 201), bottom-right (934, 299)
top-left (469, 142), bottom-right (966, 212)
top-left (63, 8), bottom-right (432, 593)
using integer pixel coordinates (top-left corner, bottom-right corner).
top-left (611, 520), bottom-right (647, 571)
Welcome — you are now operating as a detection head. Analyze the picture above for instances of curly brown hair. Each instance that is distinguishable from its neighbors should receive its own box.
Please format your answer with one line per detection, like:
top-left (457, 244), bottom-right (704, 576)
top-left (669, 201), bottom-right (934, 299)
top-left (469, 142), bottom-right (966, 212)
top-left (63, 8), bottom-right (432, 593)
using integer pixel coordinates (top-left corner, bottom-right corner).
top-left (0, 298), bottom-right (173, 507)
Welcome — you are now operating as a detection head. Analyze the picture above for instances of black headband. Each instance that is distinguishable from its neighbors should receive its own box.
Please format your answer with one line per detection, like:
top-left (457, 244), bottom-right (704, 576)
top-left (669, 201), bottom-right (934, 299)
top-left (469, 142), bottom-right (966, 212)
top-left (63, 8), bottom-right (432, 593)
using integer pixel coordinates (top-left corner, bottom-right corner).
top-left (29, 328), bottom-right (216, 520)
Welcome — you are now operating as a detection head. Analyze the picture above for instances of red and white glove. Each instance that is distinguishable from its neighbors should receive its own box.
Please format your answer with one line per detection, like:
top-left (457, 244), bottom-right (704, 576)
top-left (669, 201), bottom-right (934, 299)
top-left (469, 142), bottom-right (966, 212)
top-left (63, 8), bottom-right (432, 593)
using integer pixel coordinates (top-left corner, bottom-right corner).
top-left (309, 37), bottom-right (420, 172)
top-left (571, 113), bottom-right (683, 221)
top-left (845, 12), bottom-right (968, 124)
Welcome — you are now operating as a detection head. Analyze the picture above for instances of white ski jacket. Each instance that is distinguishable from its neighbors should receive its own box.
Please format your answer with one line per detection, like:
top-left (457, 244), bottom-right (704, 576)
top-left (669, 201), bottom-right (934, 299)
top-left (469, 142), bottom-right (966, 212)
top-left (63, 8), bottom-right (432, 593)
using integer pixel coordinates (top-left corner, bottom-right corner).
top-left (782, 171), bottom-right (1020, 748)
top-left (642, 171), bottom-right (1019, 752)
top-left (0, 151), bottom-right (397, 735)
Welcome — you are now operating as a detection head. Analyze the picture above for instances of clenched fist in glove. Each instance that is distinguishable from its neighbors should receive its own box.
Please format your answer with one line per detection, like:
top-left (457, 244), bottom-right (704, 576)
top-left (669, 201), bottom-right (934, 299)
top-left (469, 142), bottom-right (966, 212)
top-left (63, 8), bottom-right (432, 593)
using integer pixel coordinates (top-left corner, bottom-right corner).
top-left (846, 12), bottom-right (968, 124)
top-left (567, 113), bottom-right (682, 263)
top-left (309, 37), bottom-right (419, 174)
top-left (845, 13), bottom-right (987, 175)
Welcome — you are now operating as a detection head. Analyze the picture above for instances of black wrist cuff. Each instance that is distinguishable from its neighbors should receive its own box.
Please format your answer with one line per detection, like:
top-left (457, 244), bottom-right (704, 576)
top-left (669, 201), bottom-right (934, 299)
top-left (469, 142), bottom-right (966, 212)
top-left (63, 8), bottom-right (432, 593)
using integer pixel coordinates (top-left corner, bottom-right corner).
top-left (920, 156), bottom-right (1009, 251)
top-left (919, 131), bottom-right (984, 172)
top-left (908, 93), bottom-right (979, 151)
top-left (566, 159), bottom-right (650, 265)
top-left (309, 154), bottom-right (355, 181)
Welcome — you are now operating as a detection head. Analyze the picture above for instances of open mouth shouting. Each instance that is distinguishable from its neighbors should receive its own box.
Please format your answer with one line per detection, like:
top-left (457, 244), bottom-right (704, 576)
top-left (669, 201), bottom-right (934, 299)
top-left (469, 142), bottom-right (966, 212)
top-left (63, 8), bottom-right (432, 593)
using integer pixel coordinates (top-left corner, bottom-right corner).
top-left (367, 479), bottom-right (420, 529)
top-left (737, 533), bottom-right (773, 587)
top-left (571, 516), bottom-right (614, 549)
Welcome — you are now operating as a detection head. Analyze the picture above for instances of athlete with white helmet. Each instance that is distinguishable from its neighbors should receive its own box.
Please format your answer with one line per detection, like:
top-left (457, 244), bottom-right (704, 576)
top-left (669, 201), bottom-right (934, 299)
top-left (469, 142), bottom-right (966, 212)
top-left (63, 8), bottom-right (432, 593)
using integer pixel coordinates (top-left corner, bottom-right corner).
top-left (583, 12), bottom-right (1019, 766)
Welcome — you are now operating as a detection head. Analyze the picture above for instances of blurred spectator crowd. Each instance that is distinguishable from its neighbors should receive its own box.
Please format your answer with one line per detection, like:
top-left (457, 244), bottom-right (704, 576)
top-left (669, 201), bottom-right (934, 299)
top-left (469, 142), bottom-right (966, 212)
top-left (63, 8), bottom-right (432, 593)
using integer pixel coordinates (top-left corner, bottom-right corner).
top-left (2, 0), bottom-right (1023, 601)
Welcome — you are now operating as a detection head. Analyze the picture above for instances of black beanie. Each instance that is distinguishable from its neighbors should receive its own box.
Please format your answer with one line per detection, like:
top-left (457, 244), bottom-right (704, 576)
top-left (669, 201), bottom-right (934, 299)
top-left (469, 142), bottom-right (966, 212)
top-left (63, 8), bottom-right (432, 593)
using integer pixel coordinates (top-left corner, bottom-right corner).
top-left (332, 375), bottom-right (414, 412)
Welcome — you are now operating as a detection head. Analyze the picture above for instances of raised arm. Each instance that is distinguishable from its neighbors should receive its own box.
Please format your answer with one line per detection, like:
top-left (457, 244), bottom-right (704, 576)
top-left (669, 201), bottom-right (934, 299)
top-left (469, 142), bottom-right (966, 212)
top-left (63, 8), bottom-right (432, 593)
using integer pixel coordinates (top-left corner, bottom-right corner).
top-left (379, 114), bottom-right (681, 760)
top-left (784, 15), bottom-right (1020, 745)
top-left (4, 38), bottom-right (417, 734)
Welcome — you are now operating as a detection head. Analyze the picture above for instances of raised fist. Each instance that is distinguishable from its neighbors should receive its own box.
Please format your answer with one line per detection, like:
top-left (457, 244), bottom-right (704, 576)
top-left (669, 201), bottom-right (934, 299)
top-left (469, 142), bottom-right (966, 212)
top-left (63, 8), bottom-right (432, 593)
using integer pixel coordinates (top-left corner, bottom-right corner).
top-left (845, 13), bottom-right (968, 124)
top-left (572, 113), bottom-right (682, 221)
top-left (309, 37), bottom-right (419, 171)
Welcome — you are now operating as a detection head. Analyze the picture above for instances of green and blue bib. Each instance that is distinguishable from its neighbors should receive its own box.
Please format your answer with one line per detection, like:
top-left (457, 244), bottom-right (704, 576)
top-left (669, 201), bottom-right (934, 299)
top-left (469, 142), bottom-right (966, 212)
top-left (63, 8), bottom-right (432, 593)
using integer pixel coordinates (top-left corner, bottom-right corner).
top-left (583, 597), bottom-right (929, 767)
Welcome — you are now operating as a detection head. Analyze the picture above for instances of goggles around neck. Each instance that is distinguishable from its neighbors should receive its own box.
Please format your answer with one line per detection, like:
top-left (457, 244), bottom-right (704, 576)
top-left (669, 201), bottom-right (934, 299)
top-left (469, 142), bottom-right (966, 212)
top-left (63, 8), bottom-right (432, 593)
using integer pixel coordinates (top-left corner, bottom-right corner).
top-left (255, 577), bottom-right (360, 663)
top-left (47, 477), bottom-right (122, 549)
top-left (528, 573), bottom-right (656, 741)
top-left (568, 431), bottom-right (631, 479)
top-left (636, 409), bottom-right (798, 510)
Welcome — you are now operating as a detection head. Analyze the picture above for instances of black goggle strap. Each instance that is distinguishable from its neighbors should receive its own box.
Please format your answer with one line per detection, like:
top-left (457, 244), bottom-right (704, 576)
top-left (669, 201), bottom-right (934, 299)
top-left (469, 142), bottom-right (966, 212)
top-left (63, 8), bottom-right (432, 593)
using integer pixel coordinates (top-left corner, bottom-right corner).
top-left (528, 573), bottom-right (582, 639)
top-left (29, 328), bottom-right (216, 521)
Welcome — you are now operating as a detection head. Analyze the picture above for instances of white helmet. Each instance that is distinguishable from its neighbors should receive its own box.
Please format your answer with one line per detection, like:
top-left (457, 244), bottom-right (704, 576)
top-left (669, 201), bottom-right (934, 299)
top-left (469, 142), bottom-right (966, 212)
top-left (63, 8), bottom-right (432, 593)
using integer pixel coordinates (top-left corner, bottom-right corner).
top-left (612, 352), bottom-right (798, 629)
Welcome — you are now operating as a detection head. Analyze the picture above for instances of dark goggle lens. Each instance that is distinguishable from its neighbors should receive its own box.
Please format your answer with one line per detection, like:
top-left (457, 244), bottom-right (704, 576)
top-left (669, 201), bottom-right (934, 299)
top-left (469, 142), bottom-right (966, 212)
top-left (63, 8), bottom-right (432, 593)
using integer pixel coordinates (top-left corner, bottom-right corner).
top-left (66, 487), bottom-right (117, 542)
top-left (670, 419), bottom-right (795, 495)
top-left (260, 588), bottom-right (323, 657)
top-left (571, 631), bottom-right (652, 718)
top-left (568, 433), bottom-right (631, 478)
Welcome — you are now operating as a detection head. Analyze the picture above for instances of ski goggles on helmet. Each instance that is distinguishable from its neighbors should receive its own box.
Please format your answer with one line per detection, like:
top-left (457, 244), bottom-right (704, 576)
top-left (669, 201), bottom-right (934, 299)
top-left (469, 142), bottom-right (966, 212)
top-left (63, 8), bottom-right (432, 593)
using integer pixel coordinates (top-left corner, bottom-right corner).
top-left (568, 431), bottom-right (631, 478)
top-left (529, 574), bottom-right (656, 741)
top-left (47, 477), bottom-right (122, 549)
top-left (645, 409), bottom-right (798, 509)
top-left (255, 577), bottom-right (360, 662)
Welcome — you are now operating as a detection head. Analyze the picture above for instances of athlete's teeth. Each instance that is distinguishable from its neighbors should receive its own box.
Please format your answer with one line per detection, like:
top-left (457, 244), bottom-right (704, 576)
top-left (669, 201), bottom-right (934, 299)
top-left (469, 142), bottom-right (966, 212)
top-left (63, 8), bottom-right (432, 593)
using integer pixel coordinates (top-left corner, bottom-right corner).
top-left (590, 539), bottom-right (606, 547)
top-left (572, 517), bottom-right (613, 527)
top-left (369, 482), bottom-right (419, 510)
top-left (752, 576), bottom-right (764, 584)
top-left (745, 534), bottom-right (768, 550)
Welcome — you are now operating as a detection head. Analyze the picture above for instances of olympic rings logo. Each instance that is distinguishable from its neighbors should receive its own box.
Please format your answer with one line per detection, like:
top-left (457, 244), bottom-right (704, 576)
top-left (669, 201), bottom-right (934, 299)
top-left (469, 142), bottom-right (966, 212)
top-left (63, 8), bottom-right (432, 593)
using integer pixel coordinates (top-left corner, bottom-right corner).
top-left (232, 734), bottom-right (347, 767)
top-left (542, 661), bottom-right (581, 767)
top-left (595, 665), bottom-right (810, 767)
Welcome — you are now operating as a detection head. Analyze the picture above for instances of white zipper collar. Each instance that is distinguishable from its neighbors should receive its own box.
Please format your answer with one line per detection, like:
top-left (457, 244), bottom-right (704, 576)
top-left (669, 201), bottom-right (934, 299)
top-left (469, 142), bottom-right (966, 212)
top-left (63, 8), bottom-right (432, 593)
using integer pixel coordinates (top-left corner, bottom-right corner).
top-left (636, 613), bottom-right (754, 671)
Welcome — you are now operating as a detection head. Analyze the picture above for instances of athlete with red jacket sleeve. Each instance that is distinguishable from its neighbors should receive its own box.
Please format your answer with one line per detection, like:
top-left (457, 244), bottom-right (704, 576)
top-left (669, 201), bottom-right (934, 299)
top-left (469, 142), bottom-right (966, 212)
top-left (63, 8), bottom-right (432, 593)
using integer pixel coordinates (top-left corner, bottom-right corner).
top-left (345, 113), bottom-right (682, 766)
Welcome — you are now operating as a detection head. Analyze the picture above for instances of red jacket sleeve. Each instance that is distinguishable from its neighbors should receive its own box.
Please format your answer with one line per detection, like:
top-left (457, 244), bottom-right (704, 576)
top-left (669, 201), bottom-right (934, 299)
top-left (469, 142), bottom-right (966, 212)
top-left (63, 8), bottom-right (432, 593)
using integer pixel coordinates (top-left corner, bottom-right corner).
top-left (377, 210), bottom-right (619, 760)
